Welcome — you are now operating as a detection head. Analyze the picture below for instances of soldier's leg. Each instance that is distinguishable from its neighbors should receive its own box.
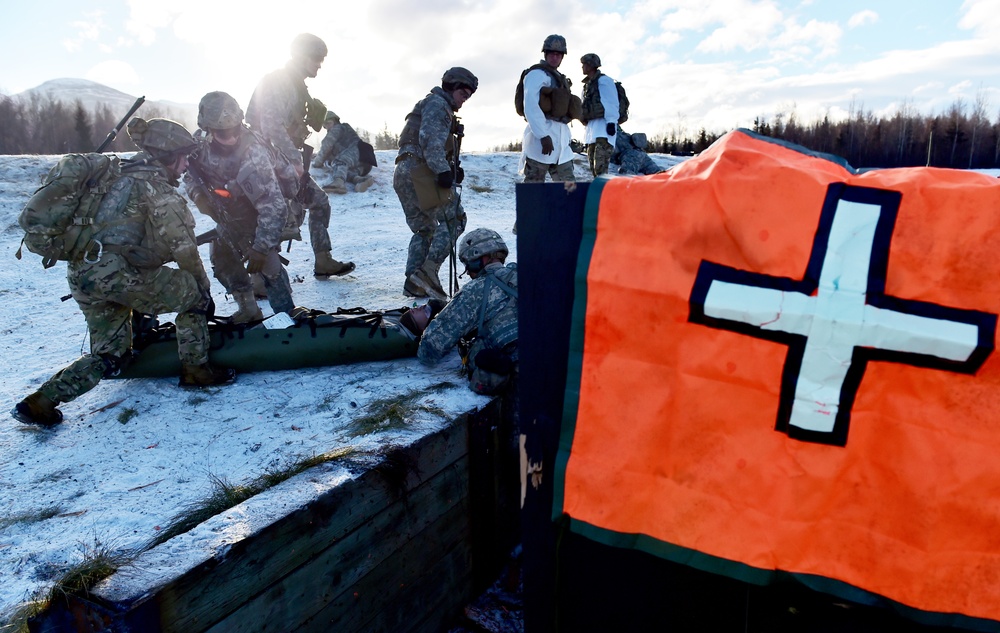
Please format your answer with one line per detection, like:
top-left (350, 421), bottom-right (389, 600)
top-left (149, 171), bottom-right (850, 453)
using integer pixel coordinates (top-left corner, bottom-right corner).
top-left (522, 158), bottom-right (551, 183)
top-left (259, 250), bottom-right (295, 314)
top-left (210, 238), bottom-right (252, 294)
top-left (395, 163), bottom-right (435, 277)
top-left (551, 160), bottom-right (577, 182)
top-left (300, 176), bottom-right (333, 253)
top-left (587, 143), bottom-right (598, 176)
top-left (592, 138), bottom-right (613, 176)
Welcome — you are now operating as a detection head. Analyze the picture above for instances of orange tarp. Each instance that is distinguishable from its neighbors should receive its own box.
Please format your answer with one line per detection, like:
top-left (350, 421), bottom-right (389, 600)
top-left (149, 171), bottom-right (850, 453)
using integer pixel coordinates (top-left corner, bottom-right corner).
top-left (557, 129), bottom-right (1000, 624)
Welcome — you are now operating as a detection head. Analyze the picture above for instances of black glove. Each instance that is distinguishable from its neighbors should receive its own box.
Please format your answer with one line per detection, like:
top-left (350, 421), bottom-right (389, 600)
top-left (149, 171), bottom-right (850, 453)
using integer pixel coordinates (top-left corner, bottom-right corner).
top-left (606, 122), bottom-right (616, 136)
top-left (540, 135), bottom-right (554, 155)
top-left (436, 171), bottom-right (454, 188)
top-left (475, 348), bottom-right (514, 375)
top-left (455, 166), bottom-right (465, 184)
top-left (246, 249), bottom-right (268, 274)
top-left (195, 289), bottom-right (216, 319)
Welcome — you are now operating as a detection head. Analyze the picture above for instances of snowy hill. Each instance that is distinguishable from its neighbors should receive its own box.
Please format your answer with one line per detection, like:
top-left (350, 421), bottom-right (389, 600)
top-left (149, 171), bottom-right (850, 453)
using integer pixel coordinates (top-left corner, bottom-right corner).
top-left (13, 78), bottom-right (197, 128)
top-left (0, 148), bottom-right (683, 624)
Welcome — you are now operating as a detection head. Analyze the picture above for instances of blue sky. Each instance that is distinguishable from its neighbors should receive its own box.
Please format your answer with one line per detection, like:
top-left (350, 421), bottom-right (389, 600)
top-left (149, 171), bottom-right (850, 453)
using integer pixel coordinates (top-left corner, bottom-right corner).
top-left (1, 0), bottom-right (998, 151)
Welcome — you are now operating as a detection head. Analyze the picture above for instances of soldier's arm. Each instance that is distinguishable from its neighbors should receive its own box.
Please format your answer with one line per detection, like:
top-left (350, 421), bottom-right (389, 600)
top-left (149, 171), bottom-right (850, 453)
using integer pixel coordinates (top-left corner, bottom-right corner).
top-left (417, 286), bottom-right (480, 365)
top-left (598, 75), bottom-right (620, 127)
top-left (149, 185), bottom-right (211, 291)
top-left (523, 69), bottom-right (551, 139)
top-left (236, 145), bottom-right (289, 253)
top-left (257, 76), bottom-right (303, 169)
top-left (418, 98), bottom-right (453, 176)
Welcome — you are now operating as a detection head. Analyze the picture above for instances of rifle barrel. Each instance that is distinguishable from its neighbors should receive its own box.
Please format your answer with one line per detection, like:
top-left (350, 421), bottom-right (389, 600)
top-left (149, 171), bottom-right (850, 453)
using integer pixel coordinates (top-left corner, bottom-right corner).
top-left (97, 96), bottom-right (145, 153)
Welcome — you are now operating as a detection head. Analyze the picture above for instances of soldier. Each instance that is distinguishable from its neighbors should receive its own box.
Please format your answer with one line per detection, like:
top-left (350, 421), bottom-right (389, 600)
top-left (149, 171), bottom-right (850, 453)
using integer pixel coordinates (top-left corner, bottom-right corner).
top-left (418, 228), bottom-right (518, 397)
top-left (186, 91), bottom-right (297, 323)
top-left (393, 67), bottom-right (476, 301)
top-left (613, 130), bottom-right (663, 175)
top-left (519, 34), bottom-right (577, 184)
top-left (312, 111), bottom-right (376, 194)
top-left (246, 32), bottom-right (355, 278)
top-left (11, 117), bottom-right (235, 427)
top-left (579, 53), bottom-right (620, 177)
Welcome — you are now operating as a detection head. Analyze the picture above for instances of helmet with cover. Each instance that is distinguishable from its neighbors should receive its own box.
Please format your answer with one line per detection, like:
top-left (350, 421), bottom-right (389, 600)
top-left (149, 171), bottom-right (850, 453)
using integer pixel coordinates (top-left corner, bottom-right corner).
top-left (459, 228), bottom-right (508, 274)
top-left (542, 34), bottom-right (568, 54)
top-left (290, 33), bottom-right (328, 60)
top-left (441, 67), bottom-right (479, 93)
top-left (127, 117), bottom-right (199, 159)
top-left (580, 53), bottom-right (601, 68)
top-left (198, 91), bottom-right (244, 130)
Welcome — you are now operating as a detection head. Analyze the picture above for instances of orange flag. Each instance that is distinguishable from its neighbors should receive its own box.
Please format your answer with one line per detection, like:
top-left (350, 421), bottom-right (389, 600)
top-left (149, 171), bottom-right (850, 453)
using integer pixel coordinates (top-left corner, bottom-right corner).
top-left (556, 129), bottom-right (1000, 627)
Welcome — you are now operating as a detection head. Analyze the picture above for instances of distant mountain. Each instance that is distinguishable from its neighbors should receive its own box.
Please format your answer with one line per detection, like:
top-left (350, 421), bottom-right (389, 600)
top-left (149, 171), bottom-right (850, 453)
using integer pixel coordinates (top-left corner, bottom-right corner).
top-left (13, 78), bottom-right (197, 128)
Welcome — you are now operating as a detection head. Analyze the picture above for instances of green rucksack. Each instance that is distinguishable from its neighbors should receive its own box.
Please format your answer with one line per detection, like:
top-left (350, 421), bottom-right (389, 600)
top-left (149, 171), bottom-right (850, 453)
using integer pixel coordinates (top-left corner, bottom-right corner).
top-left (615, 81), bottom-right (630, 124)
top-left (17, 153), bottom-right (123, 269)
top-left (581, 74), bottom-right (630, 125)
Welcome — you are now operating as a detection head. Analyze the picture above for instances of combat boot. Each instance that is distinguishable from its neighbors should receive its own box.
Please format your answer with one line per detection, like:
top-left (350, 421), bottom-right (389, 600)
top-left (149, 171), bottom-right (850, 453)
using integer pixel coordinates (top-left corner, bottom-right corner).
top-left (230, 290), bottom-right (264, 324)
top-left (419, 259), bottom-right (448, 299)
top-left (314, 251), bottom-right (356, 277)
top-left (354, 176), bottom-right (375, 193)
top-left (179, 363), bottom-right (236, 388)
top-left (324, 177), bottom-right (347, 194)
top-left (11, 392), bottom-right (63, 427)
top-left (405, 270), bottom-right (447, 302)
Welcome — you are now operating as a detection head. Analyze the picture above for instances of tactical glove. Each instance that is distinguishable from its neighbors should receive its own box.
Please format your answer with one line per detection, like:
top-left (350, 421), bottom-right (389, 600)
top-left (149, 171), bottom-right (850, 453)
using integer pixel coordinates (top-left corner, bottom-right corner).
top-left (456, 166), bottom-right (465, 184)
top-left (540, 135), bottom-right (554, 155)
top-left (246, 249), bottom-right (268, 274)
top-left (436, 171), bottom-right (454, 189)
top-left (606, 122), bottom-right (616, 136)
top-left (196, 289), bottom-right (216, 319)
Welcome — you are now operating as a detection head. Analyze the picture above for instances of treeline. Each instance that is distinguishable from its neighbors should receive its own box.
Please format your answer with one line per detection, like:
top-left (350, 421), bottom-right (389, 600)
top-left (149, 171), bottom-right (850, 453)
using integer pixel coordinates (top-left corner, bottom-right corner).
top-left (647, 98), bottom-right (1000, 169)
top-left (0, 94), bottom-right (193, 155)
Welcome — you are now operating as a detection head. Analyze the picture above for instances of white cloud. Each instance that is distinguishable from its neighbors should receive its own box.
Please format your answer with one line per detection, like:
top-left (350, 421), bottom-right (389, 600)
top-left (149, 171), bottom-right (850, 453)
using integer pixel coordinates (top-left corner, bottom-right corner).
top-left (959, 0), bottom-right (1000, 37)
top-left (85, 60), bottom-right (140, 87)
top-left (62, 11), bottom-right (106, 53)
top-left (847, 10), bottom-right (878, 29)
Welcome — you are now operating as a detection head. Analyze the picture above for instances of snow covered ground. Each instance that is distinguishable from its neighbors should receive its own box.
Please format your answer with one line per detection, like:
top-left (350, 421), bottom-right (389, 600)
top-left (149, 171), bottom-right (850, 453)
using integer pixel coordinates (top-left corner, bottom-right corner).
top-left (0, 147), bottom-right (683, 623)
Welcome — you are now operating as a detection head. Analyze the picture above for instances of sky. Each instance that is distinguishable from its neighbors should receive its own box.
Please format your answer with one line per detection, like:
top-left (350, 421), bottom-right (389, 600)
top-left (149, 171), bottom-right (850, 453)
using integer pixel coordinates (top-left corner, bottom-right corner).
top-left (1, 0), bottom-right (1000, 151)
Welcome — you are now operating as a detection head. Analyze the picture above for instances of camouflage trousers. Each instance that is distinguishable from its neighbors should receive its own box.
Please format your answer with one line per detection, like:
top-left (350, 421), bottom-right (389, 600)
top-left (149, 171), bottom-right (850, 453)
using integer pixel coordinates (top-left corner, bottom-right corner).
top-left (38, 255), bottom-right (208, 404)
top-left (523, 158), bottom-right (576, 183)
top-left (616, 149), bottom-right (662, 175)
top-left (327, 144), bottom-right (372, 184)
top-left (298, 175), bottom-right (333, 253)
top-left (210, 229), bottom-right (294, 314)
top-left (393, 159), bottom-right (467, 277)
top-left (587, 137), bottom-right (614, 177)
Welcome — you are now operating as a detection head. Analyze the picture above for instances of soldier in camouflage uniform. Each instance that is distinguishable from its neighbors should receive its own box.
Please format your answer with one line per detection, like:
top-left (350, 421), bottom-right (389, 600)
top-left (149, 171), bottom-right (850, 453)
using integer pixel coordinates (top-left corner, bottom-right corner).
top-left (418, 228), bottom-right (518, 397)
top-left (246, 32), bottom-right (355, 278)
top-left (579, 53), bottom-right (620, 177)
top-left (393, 67), bottom-right (477, 301)
top-left (186, 91), bottom-right (296, 322)
top-left (11, 118), bottom-right (235, 427)
top-left (313, 111), bottom-right (376, 194)
top-left (612, 130), bottom-right (663, 175)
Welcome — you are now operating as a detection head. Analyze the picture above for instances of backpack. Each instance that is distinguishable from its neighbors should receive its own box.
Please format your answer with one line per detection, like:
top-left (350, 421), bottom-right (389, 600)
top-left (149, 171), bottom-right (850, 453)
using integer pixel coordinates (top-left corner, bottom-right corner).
top-left (515, 63), bottom-right (581, 122)
top-left (581, 74), bottom-right (630, 125)
top-left (17, 153), bottom-right (123, 269)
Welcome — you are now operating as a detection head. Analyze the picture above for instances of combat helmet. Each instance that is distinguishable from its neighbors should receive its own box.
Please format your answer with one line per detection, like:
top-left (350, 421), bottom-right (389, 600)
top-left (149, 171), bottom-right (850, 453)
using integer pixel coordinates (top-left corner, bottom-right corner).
top-left (325, 111), bottom-right (340, 124)
top-left (198, 91), bottom-right (244, 130)
top-left (542, 34), bottom-right (568, 54)
top-left (127, 117), bottom-right (198, 158)
top-left (580, 53), bottom-right (601, 68)
top-left (441, 67), bottom-right (479, 93)
top-left (291, 33), bottom-right (328, 60)
top-left (459, 228), bottom-right (508, 269)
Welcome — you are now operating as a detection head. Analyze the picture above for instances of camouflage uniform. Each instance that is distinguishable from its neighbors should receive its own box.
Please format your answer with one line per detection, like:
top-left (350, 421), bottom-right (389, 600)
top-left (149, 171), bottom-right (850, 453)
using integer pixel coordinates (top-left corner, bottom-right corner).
top-left (186, 127), bottom-right (296, 314)
top-left (580, 70), bottom-right (620, 177)
top-left (314, 120), bottom-right (372, 186)
top-left (393, 86), bottom-right (467, 279)
top-left (246, 64), bottom-right (335, 255)
top-left (613, 130), bottom-right (663, 175)
top-left (34, 155), bottom-right (213, 405)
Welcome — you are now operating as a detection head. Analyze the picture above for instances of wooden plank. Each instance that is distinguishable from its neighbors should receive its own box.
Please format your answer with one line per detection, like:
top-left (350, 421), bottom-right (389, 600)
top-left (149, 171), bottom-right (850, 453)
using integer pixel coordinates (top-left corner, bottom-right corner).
top-left (203, 457), bottom-right (470, 633)
top-left (118, 415), bottom-right (471, 633)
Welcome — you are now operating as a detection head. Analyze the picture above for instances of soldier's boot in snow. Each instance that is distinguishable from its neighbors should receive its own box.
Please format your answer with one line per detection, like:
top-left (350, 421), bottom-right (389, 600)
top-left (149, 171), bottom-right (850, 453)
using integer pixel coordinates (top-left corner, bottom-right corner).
top-left (354, 176), bottom-right (375, 193)
top-left (179, 363), bottom-right (236, 388)
top-left (404, 268), bottom-right (447, 301)
top-left (314, 251), bottom-right (355, 277)
top-left (251, 272), bottom-right (268, 299)
top-left (230, 290), bottom-right (264, 324)
top-left (11, 392), bottom-right (63, 427)
top-left (324, 177), bottom-right (347, 194)
top-left (419, 259), bottom-right (448, 299)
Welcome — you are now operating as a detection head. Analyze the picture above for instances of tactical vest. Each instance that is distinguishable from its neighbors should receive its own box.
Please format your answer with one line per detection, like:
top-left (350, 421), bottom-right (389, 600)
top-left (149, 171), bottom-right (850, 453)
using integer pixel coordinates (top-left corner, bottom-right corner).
top-left (516, 63), bottom-right (577, 123)
top-left (246, 69), bottom-right (311, 148)
top-left (398, 91), bottom-right (459, 162)
top-left (580, 72), bottom-right (605, 122)
top-left (479, 263), bottom-right (519, 353)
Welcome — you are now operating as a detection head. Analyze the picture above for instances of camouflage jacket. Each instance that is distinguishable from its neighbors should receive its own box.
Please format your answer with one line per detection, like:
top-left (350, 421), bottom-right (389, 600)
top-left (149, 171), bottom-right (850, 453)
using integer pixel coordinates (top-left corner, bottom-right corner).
top-left (246, 62), bottom-right (312, 168)
top-left (397, 86), bottom-right (459, 176)
top-left (315, 122), bottom-right (361, 166)
top-left (418, 262), bottom-right (519, 365)
top-left (185, 129), bottom-right (295, 253)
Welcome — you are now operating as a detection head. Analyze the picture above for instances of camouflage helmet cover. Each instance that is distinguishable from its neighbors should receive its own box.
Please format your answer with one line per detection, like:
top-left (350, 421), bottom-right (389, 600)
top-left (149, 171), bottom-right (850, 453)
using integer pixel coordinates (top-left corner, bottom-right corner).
top-left (127, 117), bottom-right (198, 156)
top-left (580, 53), bottom-right (601, 68)
top-left (459, 228), bottom-right (508, 265)
top-left (291, 33), bottom-right (328, 60)
top-left (441, 67), bottom-right (479, 93)
top-left (542, 34), bottom-right (568, 54)
top-left (198, 91), bottom-right (244, 130)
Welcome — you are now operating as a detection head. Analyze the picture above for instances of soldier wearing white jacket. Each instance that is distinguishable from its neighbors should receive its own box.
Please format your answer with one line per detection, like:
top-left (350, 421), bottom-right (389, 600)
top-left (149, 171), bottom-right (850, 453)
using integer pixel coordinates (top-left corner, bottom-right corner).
top-left (579, 53), bottom-right (620, 177)
top-left (519, 34), bottom-right (577, 184)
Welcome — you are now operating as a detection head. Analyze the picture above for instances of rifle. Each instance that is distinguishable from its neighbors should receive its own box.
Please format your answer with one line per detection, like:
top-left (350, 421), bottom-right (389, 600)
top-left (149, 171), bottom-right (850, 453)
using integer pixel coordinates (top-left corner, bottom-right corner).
top-left (301, 145), bottom-right (315, 190)
top-left (196, 228), bottom-right (289, 265)
top-left (97, 96), bottom-right (145, 153)
top-left (185, 160), bottom-right (251, 265)
top-left (446, 120), bottom-right (465, 297)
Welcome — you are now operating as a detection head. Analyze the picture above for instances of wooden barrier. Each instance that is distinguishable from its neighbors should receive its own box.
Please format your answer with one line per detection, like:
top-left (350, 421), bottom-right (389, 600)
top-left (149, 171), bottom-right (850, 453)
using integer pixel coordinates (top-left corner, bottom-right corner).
top-left (30, 400), bottom-right (518, 633)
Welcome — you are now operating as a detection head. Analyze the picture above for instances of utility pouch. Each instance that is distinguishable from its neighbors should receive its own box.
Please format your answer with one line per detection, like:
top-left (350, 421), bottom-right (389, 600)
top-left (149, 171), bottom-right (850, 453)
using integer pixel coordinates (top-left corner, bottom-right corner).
top-left (410, 162), bottom-right (454, 212)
